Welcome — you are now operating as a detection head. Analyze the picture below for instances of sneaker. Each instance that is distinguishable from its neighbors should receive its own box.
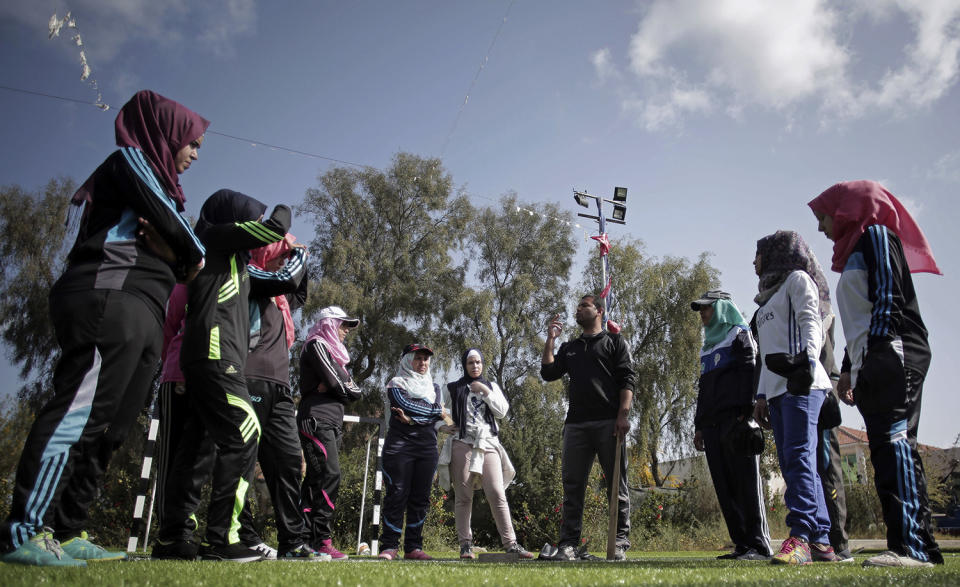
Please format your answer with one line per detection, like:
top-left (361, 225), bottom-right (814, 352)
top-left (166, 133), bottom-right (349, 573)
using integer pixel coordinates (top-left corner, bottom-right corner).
top-left (152, 539), bottom-right (199, 560)
top-left (810, 542), bottom-right (840, 562)
top-left (611, 544), bottom-right (627, 561)
top-left (862, 550), bottom-right (934, 568)
top-left (505, 542), bottom-right (535, 559)
top-left (315, 538), bottom-right (348, 560)
top-left (717, 548), bottom-right (745, 560)
top-left (552, 544), bottom-right (579, 561)
top-left (835, 548), bottom-right (855, 563)
top-left (736, 549), bottom-right (771, 561)
top-left (460, 542), bottom-right (477, 559)
top-left (404, 548), bottom-right (433, 560)
top-left (248, 542), bottom-right (278, 561)
top-left (279, 544), bottom-right (316, 560)
top-left (0, 530), bottom-right (85, 567)
top-left (199, 542), bottom-right (264, 563)
top-left (60, 531), bottom-right (126, 561)
top-left (771, 536), bottom-right (811, 565)
top-left (378, 548), bottom-right (398, 561)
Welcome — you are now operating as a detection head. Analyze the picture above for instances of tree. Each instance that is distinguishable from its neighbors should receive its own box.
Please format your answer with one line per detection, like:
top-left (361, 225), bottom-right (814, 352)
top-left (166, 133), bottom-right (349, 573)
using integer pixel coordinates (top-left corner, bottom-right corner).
top-left (0, 178), bottom-right (75, 408)
top-left (582, 240), bottom-right (718, 486)
top-left (297, 152), bottom-right (472, 413)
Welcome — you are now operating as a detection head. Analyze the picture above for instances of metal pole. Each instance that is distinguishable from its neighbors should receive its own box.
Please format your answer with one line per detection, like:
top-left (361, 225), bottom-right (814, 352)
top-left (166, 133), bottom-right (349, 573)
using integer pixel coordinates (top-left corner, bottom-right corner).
top-left (356, 434), bottom-right (373, 555)
top-left (143, 476), bottom-right (158, 549)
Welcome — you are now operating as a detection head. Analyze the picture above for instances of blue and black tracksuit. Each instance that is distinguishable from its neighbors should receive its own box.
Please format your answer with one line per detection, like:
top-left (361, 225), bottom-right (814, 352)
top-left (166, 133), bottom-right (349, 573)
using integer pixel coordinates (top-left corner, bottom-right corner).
top-left (836, 225), bottom-right (941, 563)
top-left (1, 148), bottom-right (205, 549)
top-left (379, 384), bottom-right (443, 552)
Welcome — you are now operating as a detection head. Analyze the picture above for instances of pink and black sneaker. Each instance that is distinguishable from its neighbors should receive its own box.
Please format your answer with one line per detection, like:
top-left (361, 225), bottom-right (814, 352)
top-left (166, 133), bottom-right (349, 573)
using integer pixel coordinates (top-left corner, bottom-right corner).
top-left (315, 539), bottom-right (348, 560)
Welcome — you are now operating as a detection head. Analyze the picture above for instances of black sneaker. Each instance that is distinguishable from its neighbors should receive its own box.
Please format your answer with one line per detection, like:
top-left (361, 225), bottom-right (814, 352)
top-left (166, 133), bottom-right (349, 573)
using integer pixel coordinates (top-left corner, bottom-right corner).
top-left (505, 542), bottom-right (534, 559)
top-left (736, 549), bottom-right (771, 561)
top-left (460, 542), bottom-right (476, 559)
top-left (543, 544), bottom-right (579, 561)
top-left (151, 540), bottom-right (199, 561)
top-left (279, 544), bottom-right (317, 560)
top-left (199, 542), bottom-right (263, 563)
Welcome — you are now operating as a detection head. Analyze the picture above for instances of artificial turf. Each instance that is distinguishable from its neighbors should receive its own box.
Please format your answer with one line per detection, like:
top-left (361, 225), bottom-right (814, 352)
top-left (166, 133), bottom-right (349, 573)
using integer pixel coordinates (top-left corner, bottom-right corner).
top-left (1, 550), bottom-right (958, 586)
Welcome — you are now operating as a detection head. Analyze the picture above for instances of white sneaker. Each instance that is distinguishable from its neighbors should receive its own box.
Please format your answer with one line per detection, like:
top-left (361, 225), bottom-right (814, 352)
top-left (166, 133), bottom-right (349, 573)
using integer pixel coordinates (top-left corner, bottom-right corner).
top-left (250, 542), bottom-right (278, 561)
top-left (862, 550), bottom-right (933, 568)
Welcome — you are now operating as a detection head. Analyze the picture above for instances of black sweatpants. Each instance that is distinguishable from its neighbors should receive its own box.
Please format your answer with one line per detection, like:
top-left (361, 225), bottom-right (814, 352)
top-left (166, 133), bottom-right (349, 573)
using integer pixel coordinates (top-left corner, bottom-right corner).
top-left (816, 426), bottom-right (849, 553)
top-left (166, 361), bottom-right (260, 547)
top-left (298, 417), bottom-right (342, 545)
top-left (154, 381), bottom-right (216, 541)
top-left (379, 435), bottom-right (438, 552)
top-left (858, 364), bottom-right (941, 563)
top-left (1, 289), bottom-right (161, 550)
top-left (237, 380), bottom-right (308, 552)
top-left (702, 420), bottom-right (771, 555)
top-left (558, 419), bottom-right (630, 549)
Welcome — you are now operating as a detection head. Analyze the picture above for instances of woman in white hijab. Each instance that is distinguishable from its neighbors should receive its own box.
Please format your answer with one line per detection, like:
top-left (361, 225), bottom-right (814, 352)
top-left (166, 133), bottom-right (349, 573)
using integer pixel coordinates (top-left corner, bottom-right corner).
top-left (377, 344), bottom-right (446, 561)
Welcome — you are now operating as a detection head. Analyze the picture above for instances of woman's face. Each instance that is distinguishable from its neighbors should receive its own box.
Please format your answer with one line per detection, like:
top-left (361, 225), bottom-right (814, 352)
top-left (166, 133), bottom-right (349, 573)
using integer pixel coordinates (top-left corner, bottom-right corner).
top-left (753, 251), bottom-right (762, 276)
top-left (814, 210), bottom-right (835, 241)
top-left (174, 136), bottom-right (203, 174)
top-left (699, 305), bottom-right (715, 327)
top-left (466, 354), bottom-right (483, 378)
top-left (337, 322), bottom-right (352, 342)
top-left (412, 351), bottom-right (431, 374)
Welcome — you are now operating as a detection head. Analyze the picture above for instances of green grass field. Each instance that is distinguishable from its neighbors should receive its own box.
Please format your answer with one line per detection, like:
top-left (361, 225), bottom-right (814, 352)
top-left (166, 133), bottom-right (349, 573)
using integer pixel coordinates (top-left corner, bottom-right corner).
top-left (2, 551), bottom-right (959, 586)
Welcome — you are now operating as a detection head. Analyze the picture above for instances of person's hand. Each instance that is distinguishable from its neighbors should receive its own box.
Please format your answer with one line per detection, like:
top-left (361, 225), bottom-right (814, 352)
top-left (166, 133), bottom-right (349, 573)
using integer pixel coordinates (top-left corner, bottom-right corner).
top-left (183, 260), bottom-right (203, 284)
top-left (614, 411), bottom-right (630, 438)
top-left (391, 407), bottom-right (412, 425)
top-left (546, 313), bottom-right (562, 340)
top-left (694, 429), bottom-right (704, 452)
top-left (138, 217), bottom-right (176, 264)
top-left (837, 372), bottom-right (854, 406)
top-left (438, 424), bottom-right (459, 435)
top-left (469, 381), bottom-right (490, 397)
top-left (753, 398), bottom-right (771, 430)
top-left (174, 382), bottom-right (186, 395)
top-left (316, 382), bottom-right (329, 394)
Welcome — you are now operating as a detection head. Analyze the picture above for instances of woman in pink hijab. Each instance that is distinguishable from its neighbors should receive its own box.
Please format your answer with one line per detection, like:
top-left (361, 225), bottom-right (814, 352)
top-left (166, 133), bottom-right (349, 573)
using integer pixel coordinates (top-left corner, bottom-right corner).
top-left (808, 180), bottom-right (942, 568)
top-left (1, 90), bottom-right (208, 567)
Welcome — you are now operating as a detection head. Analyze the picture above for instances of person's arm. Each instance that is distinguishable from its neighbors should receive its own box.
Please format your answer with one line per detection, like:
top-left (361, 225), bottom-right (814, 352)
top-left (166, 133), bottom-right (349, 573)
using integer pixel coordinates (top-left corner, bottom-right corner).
top-left (786, 271), bottom-right (824, 367)
top-left (248, 247), bottom-right (307, 298)
top-left (161, 285), bottom-right (188, 363)
top-left (861, 225), bottom-right (910, 346)
top-left (288, 264), bottom-right (309, 312)
top-left (734, 329), bottom-right (758, 410)
top-left (612, 335), bottom-right (635, 438)
top-left (471, 381), bottom-right (509, 419)
top-left (198, 204), bottom-right (291, 252)
top-left (304, 340), bottom-right (360, 401)
top-left (115, 148), bottom-right (206, 271)
top-left (540, 313), bottom-right (566, 381)
top-left (386, 386), bottom-right (443, 425)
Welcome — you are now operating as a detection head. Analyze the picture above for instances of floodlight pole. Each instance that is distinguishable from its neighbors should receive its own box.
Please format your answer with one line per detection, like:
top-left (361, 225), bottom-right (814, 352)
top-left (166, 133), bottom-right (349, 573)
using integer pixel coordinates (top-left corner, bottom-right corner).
top-left (573, 189), bottom-right (627, 319)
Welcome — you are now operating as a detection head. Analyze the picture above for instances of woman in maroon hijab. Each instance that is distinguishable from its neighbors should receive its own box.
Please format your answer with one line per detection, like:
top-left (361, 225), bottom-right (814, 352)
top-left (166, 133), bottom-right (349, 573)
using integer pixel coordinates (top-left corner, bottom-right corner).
top-left (0, 91), bottom-right (209, 567)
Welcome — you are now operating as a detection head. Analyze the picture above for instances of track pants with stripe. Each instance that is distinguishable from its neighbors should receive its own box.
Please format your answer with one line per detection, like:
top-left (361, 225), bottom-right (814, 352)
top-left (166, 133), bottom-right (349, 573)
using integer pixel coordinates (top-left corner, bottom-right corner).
top-left (859, 365), bottom-right (942, 563)
top-left (237, 380), bottom-right (308, 552)
top-left (298, 417), bottom-right (342, 545)
top-left (170, 361), bottom-right (260, 546)
top-left (1, 289), bottom-right (161, 550)
top-left (702, 418), bottom-right (771, 556)
top-left (155, 381), bottom-right (216, 541)
top-left (816, 426), bottom-right (849, 553)
top-left (768, 388), bottom-right (831, 544)
top-left (379, 436), bottom-right (438, 552)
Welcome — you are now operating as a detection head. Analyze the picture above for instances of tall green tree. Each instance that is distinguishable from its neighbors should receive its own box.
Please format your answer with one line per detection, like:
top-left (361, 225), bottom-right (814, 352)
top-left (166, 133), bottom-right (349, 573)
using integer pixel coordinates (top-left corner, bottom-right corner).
top-left (0, 178), bottom-right (75, 408)
top-left (582, 240), bottom-right (717, 486)
top-left (297, 152), bottom-right (472, 396)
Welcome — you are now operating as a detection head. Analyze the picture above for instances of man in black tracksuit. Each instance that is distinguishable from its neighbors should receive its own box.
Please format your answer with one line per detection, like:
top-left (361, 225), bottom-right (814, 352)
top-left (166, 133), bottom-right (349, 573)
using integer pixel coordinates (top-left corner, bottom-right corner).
top-left (165, 189), bottom-right (295, 562)
top-left (540, 294), bottom-right (635, 561)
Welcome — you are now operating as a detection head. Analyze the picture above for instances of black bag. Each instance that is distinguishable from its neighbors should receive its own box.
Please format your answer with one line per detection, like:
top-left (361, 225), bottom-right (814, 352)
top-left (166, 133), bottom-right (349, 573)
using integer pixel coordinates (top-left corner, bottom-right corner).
top-left (818, 388), bottom-right (842, 430)
top-left (765, 349), bottom-right (812, 395)
top-left (728, 417), bottom-right (765, 456)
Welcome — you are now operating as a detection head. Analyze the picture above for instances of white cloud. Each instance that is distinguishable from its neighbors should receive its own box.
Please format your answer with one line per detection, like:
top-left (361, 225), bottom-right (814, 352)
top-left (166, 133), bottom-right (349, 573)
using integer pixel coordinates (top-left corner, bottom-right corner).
top-left (610, 0), bottom-right (960, 131)
top-left (591, 48), bottom-right (620, 83)
top-left (927, 150), bottom-right (960, 182)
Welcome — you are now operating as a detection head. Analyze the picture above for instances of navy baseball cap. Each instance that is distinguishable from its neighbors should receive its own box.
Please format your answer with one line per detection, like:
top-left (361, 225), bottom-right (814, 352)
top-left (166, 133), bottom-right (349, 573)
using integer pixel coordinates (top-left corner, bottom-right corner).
top-left (690, 290), bottom-right (731, 310)
top-left (402, 343), bottom-right (434, 357)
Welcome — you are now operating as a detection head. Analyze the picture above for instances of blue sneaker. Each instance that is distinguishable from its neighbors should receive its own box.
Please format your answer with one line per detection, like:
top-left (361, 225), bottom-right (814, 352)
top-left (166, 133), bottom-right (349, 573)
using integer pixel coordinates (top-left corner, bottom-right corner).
top-left (1, 529), bottom-right (86, 567)
top-left (60, 531), bottom-right (127, 561)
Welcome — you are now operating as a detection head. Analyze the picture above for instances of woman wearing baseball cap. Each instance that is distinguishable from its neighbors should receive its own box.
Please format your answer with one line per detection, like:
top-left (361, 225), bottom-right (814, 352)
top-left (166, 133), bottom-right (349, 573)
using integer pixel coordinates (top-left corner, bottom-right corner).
top-left (378, 344), bottom-right (447, 560)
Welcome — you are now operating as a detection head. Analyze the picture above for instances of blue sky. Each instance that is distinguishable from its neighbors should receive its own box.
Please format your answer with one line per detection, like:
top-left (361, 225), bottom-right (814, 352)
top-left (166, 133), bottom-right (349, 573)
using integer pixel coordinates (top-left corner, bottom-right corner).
top-left (1, 1), bottom-right (958, 449)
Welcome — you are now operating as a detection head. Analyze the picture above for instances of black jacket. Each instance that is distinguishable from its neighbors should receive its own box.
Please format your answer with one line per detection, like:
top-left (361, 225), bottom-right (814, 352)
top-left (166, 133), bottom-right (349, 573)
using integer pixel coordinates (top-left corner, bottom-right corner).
top-left (541, 331), bottom-right (636, 423)
top-left (695, 328), bottom-right (755, 429)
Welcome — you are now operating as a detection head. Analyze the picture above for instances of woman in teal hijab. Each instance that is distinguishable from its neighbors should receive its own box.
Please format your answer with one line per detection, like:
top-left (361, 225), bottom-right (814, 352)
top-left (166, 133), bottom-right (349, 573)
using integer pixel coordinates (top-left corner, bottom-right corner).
top-left (691, 290), bottom-right (771, 561)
